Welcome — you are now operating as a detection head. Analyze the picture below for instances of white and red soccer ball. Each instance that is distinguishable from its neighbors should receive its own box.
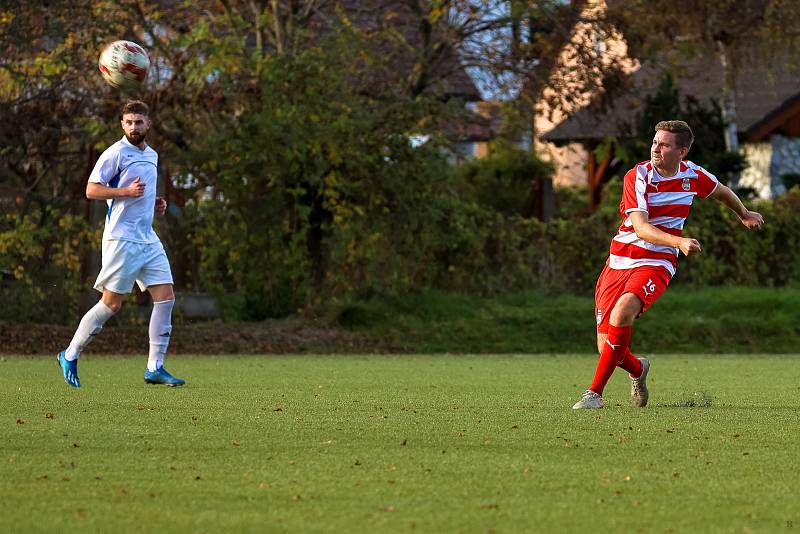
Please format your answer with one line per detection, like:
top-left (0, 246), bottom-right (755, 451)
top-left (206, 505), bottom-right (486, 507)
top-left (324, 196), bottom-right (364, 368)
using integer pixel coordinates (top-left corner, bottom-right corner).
top-left (98, 40), bottom-right (149, 91)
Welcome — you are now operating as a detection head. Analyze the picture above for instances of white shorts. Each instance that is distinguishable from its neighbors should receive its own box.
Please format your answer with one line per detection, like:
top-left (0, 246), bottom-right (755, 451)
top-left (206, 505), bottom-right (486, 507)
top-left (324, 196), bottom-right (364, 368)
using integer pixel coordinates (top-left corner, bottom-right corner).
top-left (94, 239), bottom-right (174, 294)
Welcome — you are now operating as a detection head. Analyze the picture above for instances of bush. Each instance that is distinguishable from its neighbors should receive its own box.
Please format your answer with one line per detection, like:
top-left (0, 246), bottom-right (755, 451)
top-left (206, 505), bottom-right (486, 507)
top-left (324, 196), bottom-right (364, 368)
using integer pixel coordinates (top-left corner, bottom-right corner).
top-left (455, 140), bottom-right (554, 216)
top-left (782, 173), bottom-right (800, 190)
top-left (0, 209), bottom-right (100, 323)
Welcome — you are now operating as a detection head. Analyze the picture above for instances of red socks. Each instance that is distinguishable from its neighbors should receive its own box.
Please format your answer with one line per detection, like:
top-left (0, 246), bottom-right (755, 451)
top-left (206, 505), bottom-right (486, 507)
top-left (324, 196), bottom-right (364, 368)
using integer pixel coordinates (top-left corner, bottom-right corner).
top-left (589, 325), bottom-right (634, 395)
top-left (618, 348), bottom-right (643, 378)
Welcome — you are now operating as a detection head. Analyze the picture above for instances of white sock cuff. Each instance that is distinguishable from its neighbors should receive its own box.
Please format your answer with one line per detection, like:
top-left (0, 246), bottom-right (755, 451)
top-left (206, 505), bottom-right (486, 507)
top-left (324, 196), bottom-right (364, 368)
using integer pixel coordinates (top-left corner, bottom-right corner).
top-left (149, 299), bottom-right (174, 364)
top-left (95, 301), bottom-right (116, 321)
top-left (152, 299), bottom-right (175, 310)
top-left (67, 300), bottom-right (117, 358)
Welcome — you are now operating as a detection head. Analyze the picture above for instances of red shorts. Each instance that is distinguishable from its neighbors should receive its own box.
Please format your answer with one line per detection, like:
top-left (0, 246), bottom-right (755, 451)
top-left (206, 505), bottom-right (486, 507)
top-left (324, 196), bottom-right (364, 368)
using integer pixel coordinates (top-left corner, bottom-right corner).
top-left (594, 264), bottom-right (671, 333)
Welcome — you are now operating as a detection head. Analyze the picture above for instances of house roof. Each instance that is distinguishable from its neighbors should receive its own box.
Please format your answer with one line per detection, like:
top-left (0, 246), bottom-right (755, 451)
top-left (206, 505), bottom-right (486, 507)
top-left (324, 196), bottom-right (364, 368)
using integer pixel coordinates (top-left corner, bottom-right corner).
top-left (461, 101), bottom-right (504, 141)
top-left (543, 53), bottom-right (800, 144)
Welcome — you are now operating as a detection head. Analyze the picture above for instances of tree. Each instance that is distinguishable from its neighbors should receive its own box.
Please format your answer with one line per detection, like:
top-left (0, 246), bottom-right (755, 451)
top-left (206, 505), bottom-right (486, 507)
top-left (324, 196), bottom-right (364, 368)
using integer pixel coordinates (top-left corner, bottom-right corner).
top-left (617, 73), bottom-right (747, 185)
top-left (447, 1), bottom-right (635, 139)
top-left (606, 0), bottom-right (800, 187)
top-left (1, 0), bottom-right (639, 321)
top-left (0, 0), bottom-right (220, 319)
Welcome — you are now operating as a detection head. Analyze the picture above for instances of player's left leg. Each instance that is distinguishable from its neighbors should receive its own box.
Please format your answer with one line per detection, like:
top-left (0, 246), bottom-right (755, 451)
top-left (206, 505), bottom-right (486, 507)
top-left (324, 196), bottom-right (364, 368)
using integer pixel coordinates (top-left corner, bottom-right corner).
top-left (142, 283), bottom-right (184, 386)
top-left (617, 268), bottom-right (670, 407)
top-left (630, 355), bottom-right (650, 407)
top-left (596, 335), bottom-right (643, 378)
top-left (138, 241), bottom-right (184, 386)
top-left (146, 283), bottom-right (174, 372)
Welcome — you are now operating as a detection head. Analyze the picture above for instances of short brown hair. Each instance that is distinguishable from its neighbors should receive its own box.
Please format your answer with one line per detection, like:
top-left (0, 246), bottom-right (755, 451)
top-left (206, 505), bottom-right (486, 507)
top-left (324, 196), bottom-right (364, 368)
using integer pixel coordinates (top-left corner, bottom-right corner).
top-left (120, 100), bottom-right (149, 119)
top-left (655, 120), bottom-right (693, 150)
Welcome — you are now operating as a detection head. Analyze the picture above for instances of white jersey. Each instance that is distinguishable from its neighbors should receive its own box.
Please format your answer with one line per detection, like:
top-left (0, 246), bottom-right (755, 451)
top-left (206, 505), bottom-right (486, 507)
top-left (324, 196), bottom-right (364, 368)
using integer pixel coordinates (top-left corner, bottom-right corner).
top-left (89, 136), bottom-right (160, 243)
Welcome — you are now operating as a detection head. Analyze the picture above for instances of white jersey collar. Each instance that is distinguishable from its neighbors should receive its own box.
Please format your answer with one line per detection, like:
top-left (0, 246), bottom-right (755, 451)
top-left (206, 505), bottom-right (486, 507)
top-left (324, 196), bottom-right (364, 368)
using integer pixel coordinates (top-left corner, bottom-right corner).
top-left (120, 135), bottom-right (148, 151)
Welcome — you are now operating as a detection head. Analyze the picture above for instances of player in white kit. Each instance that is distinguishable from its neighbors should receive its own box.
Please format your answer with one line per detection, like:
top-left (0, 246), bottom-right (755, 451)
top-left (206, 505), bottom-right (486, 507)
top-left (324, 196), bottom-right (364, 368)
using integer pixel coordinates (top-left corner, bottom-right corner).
top-left (57, 100), bottom-right (184, 387)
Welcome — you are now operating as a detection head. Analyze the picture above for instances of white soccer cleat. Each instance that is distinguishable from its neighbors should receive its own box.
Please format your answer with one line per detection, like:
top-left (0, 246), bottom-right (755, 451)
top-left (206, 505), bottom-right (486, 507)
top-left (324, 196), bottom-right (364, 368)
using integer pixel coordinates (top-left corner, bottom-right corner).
top-left (572, 390), bottom-right (604, 410)
top-left (631, 357), bottom-right (650, 407)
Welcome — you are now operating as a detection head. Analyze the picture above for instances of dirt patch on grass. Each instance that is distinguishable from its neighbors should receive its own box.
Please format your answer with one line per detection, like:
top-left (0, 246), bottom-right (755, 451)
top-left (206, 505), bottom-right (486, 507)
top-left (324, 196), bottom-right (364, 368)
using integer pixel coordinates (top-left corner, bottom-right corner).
top-left (0, 319), bottom-right (397, 355)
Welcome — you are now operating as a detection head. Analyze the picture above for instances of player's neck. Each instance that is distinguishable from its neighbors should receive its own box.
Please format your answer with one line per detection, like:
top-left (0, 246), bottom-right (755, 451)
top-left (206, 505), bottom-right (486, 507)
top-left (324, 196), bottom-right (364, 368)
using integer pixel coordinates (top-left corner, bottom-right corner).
top-left (124, 135), bottom-right (147, 150)
top-left (654, 162), bottom-right (679, 177)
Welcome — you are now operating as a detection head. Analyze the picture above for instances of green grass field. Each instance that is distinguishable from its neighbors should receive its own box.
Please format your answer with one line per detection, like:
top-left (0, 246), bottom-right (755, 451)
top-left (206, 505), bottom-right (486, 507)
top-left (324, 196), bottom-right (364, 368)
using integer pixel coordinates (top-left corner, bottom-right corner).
top-left (3, 354), bottom-right (799, 533)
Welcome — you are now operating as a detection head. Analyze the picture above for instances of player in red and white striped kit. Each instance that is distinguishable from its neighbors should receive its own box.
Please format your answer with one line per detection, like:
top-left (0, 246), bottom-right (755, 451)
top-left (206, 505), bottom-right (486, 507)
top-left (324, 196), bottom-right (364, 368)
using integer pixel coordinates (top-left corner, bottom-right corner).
top-left (573, 120), bottom-right (764, 409)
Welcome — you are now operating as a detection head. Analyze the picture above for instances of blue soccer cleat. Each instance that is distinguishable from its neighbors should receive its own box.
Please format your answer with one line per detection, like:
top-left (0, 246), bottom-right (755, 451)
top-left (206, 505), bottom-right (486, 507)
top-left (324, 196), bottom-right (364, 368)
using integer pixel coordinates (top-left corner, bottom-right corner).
top-left (144, 367), bottom-right (185, 387)
top-left (57, 351), bottom-right (81, 388)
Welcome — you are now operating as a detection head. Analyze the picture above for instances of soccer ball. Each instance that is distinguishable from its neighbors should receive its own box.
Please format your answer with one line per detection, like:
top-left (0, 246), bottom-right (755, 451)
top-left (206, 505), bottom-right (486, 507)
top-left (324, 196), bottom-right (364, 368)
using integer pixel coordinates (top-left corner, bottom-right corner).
top-left (98, 40), bottom-right (149, 91)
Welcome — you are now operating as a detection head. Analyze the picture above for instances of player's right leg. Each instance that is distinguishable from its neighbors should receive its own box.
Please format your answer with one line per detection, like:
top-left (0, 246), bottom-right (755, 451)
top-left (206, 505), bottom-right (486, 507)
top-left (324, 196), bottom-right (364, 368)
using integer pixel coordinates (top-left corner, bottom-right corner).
top-left (574, 267), bottom-right (639, 409)
top-left (57, 239), bottom-right (138, 387)
top-left (574, 294), bottom-right (643, 409)
top-left (57, 291), bottom-right (123, 387)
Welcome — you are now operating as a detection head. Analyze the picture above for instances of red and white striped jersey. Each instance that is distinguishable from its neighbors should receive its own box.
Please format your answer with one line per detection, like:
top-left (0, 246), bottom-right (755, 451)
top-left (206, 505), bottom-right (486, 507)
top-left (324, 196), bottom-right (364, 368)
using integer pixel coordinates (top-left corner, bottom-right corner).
top-left (608, 160), bottom-right (719, 276)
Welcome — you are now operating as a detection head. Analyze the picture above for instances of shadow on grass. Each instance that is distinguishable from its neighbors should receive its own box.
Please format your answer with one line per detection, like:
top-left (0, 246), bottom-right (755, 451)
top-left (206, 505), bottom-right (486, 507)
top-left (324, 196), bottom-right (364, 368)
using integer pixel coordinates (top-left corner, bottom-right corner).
top-left (655, 391), bottom-right (715, 408)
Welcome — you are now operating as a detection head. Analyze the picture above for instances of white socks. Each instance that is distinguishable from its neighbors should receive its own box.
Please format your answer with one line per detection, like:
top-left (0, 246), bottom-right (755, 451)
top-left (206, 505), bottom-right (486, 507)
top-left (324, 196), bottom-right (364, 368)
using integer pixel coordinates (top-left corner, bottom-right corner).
top-left (65, 301), bottom-right (116, 361)
top-left (65, 298), bottom-right (175, 370)
top-left (147, 299), bottom-right (174, 372)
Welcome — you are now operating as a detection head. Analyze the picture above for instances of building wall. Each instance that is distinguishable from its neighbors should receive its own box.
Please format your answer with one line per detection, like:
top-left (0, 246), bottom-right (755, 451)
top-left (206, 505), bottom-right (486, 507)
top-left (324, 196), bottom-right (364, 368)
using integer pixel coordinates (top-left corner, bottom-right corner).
top-left (536, 141), bottom-right (588, 188)
top-left (768, 135), bottom-right (799, 195)
top-left (534, 0), bottom-right (636, 190)
top-left (740, 142), bottom-right (772, 198)
top-left (740, 135), bottom-right (800, 198)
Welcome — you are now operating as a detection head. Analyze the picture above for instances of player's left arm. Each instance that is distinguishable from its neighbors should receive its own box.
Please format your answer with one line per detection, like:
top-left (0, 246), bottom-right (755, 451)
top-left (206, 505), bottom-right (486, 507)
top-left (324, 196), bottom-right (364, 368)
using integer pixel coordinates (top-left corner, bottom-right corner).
top-left (708, 184), bottom-right (764, 229)
top-left (155, 197), bottom-right (167, 215)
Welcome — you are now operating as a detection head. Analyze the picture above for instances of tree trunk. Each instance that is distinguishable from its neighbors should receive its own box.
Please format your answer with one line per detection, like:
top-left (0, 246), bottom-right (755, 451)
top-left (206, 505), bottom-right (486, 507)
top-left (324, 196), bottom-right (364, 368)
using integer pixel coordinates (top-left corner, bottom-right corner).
top-left (716, 39), bottom-right (741, 188)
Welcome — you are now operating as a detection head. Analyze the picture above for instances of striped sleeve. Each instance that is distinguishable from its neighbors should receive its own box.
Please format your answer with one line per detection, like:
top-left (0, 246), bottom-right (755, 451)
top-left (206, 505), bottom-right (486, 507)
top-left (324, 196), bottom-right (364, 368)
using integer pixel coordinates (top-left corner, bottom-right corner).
top-left (622, 165), bottom-right (648, 214)
top-left (686, 161), bottom-right (719, 198)
top-left (693, 164), bottom-right (719, 199)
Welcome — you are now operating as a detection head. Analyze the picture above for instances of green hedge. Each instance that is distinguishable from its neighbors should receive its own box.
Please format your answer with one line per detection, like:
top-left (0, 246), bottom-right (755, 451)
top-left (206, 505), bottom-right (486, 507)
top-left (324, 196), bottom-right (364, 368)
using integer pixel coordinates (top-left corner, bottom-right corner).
top-left (328, 286), bottom-right (800, 354)
top-left (441, 182), bottom-right (800, 296)
top-left (3, 180), bottom-right (799, 324)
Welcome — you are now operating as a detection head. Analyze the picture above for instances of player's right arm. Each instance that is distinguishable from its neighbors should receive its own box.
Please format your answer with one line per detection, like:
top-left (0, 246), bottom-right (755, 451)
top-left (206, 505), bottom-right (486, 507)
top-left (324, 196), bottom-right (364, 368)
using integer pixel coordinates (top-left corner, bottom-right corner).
top-left (86, 177), bottom-right (145, 200)
top-left (629, 211), bottom-right (702, 257)
top-left (622, 164), bottom-right (702, 257)
top-left (85, 145), bottom-right (145, 200)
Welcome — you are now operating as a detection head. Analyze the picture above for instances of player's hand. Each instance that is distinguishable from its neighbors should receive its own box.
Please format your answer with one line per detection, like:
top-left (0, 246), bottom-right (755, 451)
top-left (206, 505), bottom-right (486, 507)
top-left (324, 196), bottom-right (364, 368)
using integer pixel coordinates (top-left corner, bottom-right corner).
top-left (155, 197), bottom-right (167, 215)
top-left (740, 210), bottom-right (764, 229)
top-left (127, 177), bottom-right (145, 197)
top-left (678, 237), bottom-right (702, 256)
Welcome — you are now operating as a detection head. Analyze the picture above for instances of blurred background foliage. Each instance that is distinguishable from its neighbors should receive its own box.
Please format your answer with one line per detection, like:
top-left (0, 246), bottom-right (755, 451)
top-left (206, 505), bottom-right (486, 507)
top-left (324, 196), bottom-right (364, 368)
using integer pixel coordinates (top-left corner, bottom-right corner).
top-left (2, 1), bottom-right (800, 324)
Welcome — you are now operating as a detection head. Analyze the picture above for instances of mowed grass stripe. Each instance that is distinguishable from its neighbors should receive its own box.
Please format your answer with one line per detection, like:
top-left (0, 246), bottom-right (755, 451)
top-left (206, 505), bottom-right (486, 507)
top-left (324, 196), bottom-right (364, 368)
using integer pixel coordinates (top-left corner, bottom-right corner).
top-left (2, 355), bottom-right (799, 533)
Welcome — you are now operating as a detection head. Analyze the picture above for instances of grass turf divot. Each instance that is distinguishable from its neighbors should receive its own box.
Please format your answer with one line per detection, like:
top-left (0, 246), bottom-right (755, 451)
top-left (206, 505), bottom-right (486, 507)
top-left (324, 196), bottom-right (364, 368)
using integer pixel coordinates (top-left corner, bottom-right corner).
top-left (2, 354), bottom-right (799, 533)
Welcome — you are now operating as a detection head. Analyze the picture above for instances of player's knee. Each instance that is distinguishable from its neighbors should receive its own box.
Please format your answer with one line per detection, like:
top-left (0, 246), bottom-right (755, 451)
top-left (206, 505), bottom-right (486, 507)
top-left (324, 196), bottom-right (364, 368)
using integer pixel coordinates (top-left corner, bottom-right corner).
top-left (149, 285), bottom-right (175, 302)
top-left (610, 294), bottom-right (642, 326)
top-left (609, 310), bottom-right (633, 326)
top-left (105, 300), bottom-right (123, 314)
